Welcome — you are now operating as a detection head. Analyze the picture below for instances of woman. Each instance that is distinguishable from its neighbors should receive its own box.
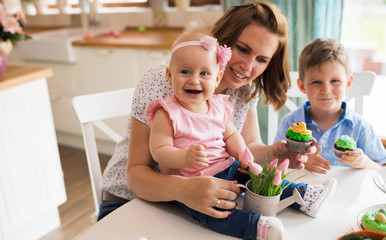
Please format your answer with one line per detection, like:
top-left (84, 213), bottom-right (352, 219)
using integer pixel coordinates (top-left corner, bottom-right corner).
top-left (99, 1), bottom-right (320, 221)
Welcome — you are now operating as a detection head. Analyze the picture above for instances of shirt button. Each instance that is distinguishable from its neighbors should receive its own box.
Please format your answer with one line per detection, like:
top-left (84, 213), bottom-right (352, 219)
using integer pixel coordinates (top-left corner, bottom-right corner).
top-left (316, 129), bottom-right (321, 132)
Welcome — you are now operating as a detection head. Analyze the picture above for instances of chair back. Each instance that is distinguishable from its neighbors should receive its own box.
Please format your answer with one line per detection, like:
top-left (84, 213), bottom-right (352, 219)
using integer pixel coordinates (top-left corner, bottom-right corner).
top-left (71, 88), bottom-right (135, 214)
top-left (267, 71), bottom-right (376, 144)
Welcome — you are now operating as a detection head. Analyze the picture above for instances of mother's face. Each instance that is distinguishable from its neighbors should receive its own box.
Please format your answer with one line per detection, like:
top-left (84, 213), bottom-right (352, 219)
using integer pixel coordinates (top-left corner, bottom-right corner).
top-left (217, 23), bottom-right (280, 92)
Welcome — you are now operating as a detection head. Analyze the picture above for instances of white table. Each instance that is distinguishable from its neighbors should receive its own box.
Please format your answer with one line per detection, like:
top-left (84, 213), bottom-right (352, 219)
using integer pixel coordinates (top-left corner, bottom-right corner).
top-left (80, 166), bottom-right (385, 240)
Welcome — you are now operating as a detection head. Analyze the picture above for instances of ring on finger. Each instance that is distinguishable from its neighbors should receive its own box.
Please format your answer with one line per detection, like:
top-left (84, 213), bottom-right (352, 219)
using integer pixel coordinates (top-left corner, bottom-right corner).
top-left (215, 199), bottom-right (221, 208)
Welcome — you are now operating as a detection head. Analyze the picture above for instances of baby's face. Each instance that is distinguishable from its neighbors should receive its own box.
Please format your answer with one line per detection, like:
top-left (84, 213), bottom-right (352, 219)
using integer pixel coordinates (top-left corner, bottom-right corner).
top-left (167, 45), bottom-right (221, 113)
top-left (298, 60), bottom-right (353, 114)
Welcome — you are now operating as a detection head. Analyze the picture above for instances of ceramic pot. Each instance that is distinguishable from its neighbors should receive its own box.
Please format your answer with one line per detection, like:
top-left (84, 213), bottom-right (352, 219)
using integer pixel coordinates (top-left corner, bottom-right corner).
top-left (0, 40), bottom-right (12, 77)
top-left (0, 52), bottom-right (8, 77)
top-left (174, 0), bottom-right (190, 11)
top-left (243, 180), bottom-right (305, 217)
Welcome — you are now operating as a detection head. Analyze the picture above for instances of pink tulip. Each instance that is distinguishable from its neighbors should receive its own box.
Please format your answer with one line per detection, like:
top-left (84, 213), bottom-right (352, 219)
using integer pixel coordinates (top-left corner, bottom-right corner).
top-left (267, 158), bottom-right (278, 169)
top-left (277, 159), bottom-right (289, 175)
top-left (0, 4), bottom-right (6, 20)
top-left (242, 148), bottom-right (254, 164)
top-left (272, 169), bottom-right (282, 185)
top-left (247, 161), bottom-right (262, 175)
top-left (15, 11), bottom-right (27, 23)
top-left (2, 16), bottom-right (23, 34)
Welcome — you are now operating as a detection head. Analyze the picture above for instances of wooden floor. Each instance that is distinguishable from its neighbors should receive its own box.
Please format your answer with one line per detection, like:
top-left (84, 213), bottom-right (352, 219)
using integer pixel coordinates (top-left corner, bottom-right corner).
top-left (40, 145), bottom-right (111, 240)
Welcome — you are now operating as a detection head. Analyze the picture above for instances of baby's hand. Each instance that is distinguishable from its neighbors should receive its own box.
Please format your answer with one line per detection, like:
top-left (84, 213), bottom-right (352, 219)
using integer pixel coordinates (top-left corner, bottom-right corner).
top-left (237, 158), bottom-right (249, 174)
top-left (339, 148), bottom-right (367, 168)
top-left (187, 143), bottom-right (208, 167)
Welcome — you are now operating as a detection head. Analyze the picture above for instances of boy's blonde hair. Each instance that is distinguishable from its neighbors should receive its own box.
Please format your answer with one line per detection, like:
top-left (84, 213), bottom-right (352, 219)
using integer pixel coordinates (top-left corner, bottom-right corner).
top-left (299, 38), bottom-right (351, 81)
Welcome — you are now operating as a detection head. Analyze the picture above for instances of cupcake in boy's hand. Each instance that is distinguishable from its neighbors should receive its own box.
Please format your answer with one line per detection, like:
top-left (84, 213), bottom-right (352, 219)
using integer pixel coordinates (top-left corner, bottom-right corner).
top-left (285, 122), bottom-right (313, 152)
top-left (333, 135), bottom-right (357, 158)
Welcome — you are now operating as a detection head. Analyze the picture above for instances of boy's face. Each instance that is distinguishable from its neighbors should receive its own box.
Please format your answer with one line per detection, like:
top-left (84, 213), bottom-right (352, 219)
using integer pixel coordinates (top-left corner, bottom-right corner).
top-left (297, 60), bottom-right (353, 115)
top-left (166, 45), bottom-right (222, 113)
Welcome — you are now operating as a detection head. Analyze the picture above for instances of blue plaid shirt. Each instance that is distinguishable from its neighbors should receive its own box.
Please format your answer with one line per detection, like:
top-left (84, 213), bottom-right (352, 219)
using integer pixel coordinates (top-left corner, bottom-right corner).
top-left (274, 101), bottom-right (386, 166)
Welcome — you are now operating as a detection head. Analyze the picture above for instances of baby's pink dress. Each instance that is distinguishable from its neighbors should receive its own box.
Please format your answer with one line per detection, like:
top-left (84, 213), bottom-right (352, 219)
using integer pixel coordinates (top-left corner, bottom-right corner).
top-left (146, 94), bottom-right (234, 177)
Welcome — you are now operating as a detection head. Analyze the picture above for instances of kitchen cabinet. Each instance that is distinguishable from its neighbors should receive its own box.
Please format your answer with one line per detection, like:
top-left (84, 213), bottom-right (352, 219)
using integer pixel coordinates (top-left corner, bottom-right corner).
top-left (9, 44), bottom-right (170, 151)
top-left (0, 66), bottom-right (66, 240)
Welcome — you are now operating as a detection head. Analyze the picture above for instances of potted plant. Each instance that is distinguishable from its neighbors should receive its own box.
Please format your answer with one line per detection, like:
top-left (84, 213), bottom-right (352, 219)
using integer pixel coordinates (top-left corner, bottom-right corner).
top-left (0, 4), bottom-right (30, 76)
top-left (241, 148), bottom-right (306, 216)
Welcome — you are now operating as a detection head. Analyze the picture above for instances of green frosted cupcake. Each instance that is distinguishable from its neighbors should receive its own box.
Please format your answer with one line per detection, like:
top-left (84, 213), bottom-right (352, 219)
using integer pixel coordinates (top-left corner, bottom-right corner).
top-left (333, 135), bottom-right (357, 158)
top-left (361, 208), bottom-right (386, 233)
top-left (285, 122), bottom-right (313, 153)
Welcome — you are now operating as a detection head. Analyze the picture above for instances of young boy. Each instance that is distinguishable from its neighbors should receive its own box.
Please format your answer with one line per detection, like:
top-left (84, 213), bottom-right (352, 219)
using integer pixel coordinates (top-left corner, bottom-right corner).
top-left (274, 38), bottom-right (386, 173)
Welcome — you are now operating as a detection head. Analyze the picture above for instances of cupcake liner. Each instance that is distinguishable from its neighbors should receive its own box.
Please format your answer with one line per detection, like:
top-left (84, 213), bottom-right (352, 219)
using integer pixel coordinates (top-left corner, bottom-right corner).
top-left (333, 147), bottom-right (354, 158)
top-left (285, 136), bottom-right (312, 153)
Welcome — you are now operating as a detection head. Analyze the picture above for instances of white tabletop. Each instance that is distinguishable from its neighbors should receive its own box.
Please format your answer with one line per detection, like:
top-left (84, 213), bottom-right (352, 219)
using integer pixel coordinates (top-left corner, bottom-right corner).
top-left (80, 166), bottom-right (386, 240)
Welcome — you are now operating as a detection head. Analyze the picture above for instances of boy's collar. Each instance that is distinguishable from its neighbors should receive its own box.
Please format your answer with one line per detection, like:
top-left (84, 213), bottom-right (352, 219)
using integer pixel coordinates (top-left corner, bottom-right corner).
top-left (303, 101), bottom-right (352, 123)
top-left (340, 101), bottom-right (347, 120)
top-left (304, 101), bottom-right (312, 123)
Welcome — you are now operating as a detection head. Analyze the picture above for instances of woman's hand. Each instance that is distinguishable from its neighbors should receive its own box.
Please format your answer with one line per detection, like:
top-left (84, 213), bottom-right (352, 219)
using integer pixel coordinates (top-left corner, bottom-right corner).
top-left (339, 148), bottom-right (381, 170)
top-left (273, 138), bottom-right (318, 169)
top-left (175, 176), bottom-right (240, 219)
top-left (304, 145), bottom-right (331, 174)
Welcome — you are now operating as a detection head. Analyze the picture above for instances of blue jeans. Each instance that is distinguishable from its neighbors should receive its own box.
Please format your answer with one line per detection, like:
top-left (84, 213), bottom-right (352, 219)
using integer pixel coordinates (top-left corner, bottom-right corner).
top-left (97, 200), bottom-right (126, 221)
top-left (176, 160), bottom-right (308, 239)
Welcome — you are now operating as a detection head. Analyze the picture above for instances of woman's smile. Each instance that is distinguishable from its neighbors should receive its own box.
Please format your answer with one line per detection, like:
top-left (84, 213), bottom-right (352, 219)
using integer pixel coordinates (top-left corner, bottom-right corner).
top-left (230, 67), bottom-right (248, 82)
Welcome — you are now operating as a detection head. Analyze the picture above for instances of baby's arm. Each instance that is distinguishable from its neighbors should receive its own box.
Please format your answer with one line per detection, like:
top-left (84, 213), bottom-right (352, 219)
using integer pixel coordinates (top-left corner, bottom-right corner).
top-left (223, 121), bottom-right (248, 171)
top-left (339, 148), bottom-right (381, 170)
top-left (149, 108), bottom-right (208, 168)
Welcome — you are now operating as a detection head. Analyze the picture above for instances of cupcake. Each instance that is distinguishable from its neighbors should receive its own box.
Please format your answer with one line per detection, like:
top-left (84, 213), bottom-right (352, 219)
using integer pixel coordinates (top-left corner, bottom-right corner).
top-left (333, 135), bottom-right (357, 158)
top-left (285, 122), bottom-right (313, 152)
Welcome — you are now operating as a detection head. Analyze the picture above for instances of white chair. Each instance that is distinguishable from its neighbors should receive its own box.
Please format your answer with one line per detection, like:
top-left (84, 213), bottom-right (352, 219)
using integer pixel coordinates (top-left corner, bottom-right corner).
top-left (267, 71), bottom-right (376, 144)
top-left (71, 88), bottom-right (135, 214)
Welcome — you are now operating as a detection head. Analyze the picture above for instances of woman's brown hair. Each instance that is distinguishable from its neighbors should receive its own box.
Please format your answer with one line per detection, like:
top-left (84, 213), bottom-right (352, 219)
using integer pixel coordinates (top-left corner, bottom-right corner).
top-left (212, 1), bottom-right (290, 110)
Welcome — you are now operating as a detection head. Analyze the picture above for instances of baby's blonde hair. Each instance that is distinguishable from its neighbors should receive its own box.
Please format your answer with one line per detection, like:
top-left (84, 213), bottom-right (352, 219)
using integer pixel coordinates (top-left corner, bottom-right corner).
top-left (171, 21), bottom-right (213, 49)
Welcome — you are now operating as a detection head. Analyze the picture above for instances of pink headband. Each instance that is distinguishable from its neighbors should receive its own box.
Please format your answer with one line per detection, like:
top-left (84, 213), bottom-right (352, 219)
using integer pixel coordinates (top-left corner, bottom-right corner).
top-left (171, 36), bottom-right (232, 71)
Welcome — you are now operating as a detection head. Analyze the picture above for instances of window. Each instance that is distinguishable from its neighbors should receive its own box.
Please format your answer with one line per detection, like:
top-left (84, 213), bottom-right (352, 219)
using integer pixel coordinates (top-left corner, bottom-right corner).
top-left (341, 0), bottom-right (386, 75)
top-left (340, 0), bottom-right (386, 142)
top-left (48, 0), bottom-right (219, 9)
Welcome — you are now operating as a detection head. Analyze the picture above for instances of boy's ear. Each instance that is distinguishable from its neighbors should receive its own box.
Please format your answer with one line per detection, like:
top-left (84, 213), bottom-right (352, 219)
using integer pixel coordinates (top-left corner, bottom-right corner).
top-left (215, 71), bottom-right (223, 88)
top-left (165, 67), bottom-right (172, 85)
top-left (345, 75), bottom-right (354, 92)
top-left (297, 78), bottom-right (307, 94)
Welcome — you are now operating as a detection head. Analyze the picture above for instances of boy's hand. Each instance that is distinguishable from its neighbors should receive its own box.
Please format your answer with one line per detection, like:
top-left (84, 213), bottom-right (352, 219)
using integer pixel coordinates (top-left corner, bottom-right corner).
top-left (339, 148), bottom-right (374, 169)
top-left (187, 143), bottom-right (209, 167)
top-left (304, 145), bottom-right (331, 174)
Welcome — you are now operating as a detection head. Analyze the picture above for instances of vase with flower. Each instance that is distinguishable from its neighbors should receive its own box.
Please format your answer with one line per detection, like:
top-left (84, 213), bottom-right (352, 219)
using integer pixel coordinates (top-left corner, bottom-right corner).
top-left (0, 4), bottom-right (30, 77)
top-left (239, 148), bottom-right (307, 216)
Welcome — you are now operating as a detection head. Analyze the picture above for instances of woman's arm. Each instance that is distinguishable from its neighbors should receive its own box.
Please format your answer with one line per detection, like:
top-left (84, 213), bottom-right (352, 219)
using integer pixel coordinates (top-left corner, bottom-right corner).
top-left (240, 108), bottom-right (316, 168)
top-left (127, 117), bottom-right (240, 218)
